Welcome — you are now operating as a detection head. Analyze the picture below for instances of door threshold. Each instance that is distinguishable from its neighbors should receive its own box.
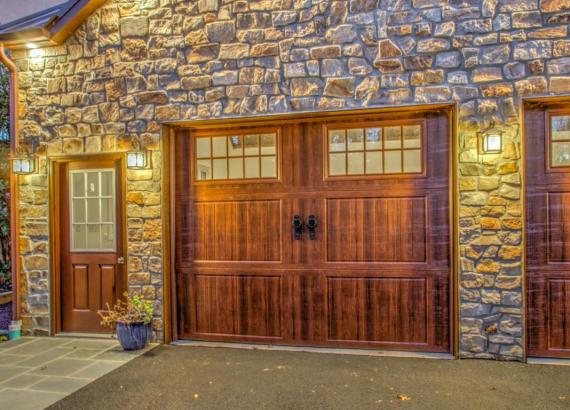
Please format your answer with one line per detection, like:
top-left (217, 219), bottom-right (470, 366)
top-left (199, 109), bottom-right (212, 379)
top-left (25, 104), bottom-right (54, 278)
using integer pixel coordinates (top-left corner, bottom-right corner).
top-left (172, 340), bottom-right (454, 360)
top-left (527, 357), bottom-right (570, 366)
top-left (56, 332), bottom-right (115, 340)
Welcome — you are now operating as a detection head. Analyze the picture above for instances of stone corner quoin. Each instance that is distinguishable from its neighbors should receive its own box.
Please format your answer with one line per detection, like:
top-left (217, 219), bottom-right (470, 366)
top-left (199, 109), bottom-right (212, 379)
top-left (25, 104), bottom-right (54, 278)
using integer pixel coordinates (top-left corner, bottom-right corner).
top-left (9, 0), bottom-right (570, 360)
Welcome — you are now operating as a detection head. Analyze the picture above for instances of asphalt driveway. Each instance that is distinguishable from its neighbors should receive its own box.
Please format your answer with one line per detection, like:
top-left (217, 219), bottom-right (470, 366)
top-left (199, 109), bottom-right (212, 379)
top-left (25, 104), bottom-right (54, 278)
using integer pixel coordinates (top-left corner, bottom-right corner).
top-left (49, 345), bottom-right (570, 410)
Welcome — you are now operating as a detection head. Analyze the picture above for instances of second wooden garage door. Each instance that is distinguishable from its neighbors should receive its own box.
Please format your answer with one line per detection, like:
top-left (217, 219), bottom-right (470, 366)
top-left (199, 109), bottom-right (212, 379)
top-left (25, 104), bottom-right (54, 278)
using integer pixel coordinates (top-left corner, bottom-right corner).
top-left (173, 109), bottom-right (451, 352)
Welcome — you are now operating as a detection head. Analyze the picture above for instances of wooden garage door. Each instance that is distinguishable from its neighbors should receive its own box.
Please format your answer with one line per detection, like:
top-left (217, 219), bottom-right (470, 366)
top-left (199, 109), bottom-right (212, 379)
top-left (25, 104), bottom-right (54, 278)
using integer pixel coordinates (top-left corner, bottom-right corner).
top-left (526, 103), bottom-right (570, 358)
top-left (173, 110), bottom-right (451, 352)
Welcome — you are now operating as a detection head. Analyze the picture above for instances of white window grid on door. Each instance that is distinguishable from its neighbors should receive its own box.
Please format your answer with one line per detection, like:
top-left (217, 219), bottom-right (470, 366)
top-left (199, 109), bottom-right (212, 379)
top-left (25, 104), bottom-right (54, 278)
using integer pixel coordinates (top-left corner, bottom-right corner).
top-left (70, 168), bottom-right (116, 252)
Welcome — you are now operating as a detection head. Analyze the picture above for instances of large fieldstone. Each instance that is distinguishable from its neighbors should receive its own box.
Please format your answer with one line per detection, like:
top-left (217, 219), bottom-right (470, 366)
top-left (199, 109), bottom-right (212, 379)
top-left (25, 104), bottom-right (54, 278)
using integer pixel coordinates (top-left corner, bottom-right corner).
top-left (514, 41), bottom-right (553, 60)
top-left (120, 17), bottom-right (149, 37)
top-left (551, 77), bottom-right (570, 93)
top-left (324, 77), bottom-right (355, 97)
top-left (291, 78), bottom-right (323, 96)
top-left (206, 21), bottom-right (236, 43)
top-left (187, 44), bottom-right (219, 63)
top-left (326, 25), bottom-right (357, 44)
top-left (540, 0), bottom-right (570, 12)
top-left (219, 43), bottom-right (250, 59)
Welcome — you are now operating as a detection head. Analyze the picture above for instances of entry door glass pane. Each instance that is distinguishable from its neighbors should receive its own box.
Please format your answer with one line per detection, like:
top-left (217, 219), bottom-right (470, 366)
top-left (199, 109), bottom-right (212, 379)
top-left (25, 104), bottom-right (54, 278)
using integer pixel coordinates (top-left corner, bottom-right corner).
top-left (70, 169), bottom-right (116, 251)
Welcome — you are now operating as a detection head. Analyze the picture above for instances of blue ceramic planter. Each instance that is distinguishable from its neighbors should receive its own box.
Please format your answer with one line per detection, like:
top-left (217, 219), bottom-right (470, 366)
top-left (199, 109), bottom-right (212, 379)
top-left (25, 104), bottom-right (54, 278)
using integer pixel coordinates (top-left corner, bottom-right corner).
top-left (116, 322), bottom-right (152, 351)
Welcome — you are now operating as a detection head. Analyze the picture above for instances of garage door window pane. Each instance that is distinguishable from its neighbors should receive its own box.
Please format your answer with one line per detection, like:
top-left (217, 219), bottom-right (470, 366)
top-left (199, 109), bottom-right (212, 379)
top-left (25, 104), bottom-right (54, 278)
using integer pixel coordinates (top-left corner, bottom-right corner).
top-left (261, 156), bottom-right (277, 178)
top-left (261, 134), bottom-right (276, 155)
top-left (552, 116), bottom-right (570, 141)
top-left (404, 150), bottom-right (422, 173)
top-left (329, 153), bottom-right (346, 175)
top-left (229, 158), bottom-right (244, 179)
top-left (196, 159), bottom-right (212, 180)
top-left (403, 125), bottom-right (421, 148)
top-left (212, 159), bottom-right (228, 180)
top-left (366, 151), bottom-right (383, 174)
top-left (196, 138), bottom-right (211, 158)
top-left (552, 142), bottom-right (570, 167)
top-left (347, 152), bottom-right (364, 175)
top-left (384, 151), bottom-right (402, 173)
top-left (245, 157), bottom-right (260, 178)
top-left (244, 135), bottom-right (259, 156)
top-left (347, 129), bottom-right (364, 151)
top-left (366, 128), bottom-right (382, 150)
top-left (384, 127), bottom-right (401, 149)
top-left (212, 136), bottom-right (227, 157)
top-left (329, 130), bottom-right (346, 152)
top-left (229, 136), bottom-right (243, 156)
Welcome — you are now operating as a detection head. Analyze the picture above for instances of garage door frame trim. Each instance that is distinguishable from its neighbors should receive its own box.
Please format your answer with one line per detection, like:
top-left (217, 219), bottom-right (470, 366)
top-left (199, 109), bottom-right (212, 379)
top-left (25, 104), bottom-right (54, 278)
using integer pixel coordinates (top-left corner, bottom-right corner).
top-left (162, 103), bottom-right (458, 356)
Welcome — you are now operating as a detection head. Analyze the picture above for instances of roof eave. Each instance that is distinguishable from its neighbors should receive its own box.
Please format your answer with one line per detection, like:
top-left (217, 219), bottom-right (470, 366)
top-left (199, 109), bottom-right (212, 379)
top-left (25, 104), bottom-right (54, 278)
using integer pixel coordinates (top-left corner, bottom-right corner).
top-left (0, 0), bottom-right (107, 50)
top-left (48, 0), bottom-right (107, 45)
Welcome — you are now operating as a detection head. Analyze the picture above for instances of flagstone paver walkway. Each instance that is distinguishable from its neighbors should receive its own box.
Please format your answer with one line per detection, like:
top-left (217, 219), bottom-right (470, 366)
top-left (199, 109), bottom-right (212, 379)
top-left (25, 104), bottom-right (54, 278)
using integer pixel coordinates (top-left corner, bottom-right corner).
top-left (0, 337), bottom-right (153, 410)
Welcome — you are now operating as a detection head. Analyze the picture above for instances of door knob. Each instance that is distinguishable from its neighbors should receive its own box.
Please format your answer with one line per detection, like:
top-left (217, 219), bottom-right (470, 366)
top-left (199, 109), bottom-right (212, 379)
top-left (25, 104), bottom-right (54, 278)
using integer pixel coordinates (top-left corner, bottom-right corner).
top-left (292, 215), bottom-right (303, 240)
top-left (307, 215), bottom-right (318, 240)
top-left (117, 257), bottom-right (125, 264)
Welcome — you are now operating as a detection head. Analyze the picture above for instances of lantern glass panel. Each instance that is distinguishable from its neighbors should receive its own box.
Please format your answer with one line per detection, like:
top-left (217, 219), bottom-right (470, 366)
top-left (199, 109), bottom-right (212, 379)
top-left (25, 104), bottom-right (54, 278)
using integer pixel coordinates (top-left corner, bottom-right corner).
top-left (127, 151), bottom-right (146, 169)
top-left (484, 134), bottom-right (502, 152)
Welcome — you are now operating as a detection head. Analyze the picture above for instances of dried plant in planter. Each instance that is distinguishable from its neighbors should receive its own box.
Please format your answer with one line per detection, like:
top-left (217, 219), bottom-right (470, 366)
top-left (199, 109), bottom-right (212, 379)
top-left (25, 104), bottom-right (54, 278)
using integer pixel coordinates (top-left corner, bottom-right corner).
top-left (98, 292), bottom-right (154, 328)
top-left (99, 292), bottom-right (154, 350)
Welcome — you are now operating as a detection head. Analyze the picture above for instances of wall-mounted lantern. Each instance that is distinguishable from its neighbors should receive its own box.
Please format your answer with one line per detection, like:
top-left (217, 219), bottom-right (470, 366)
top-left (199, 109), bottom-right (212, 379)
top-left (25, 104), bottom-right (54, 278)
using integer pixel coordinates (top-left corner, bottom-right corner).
top-left (11, 143), bottom-right (38, 175)
top-left (126, 136), bottom-right (149, 170)
top-left (478, 126), bottom-right (503, 155)
top-left (11, 155), bottom-right (36, 175)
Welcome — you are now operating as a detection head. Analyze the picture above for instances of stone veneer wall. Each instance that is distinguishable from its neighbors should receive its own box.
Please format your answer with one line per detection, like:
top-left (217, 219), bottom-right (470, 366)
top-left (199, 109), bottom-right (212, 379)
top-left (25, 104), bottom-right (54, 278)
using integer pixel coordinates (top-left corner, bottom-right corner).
top-left (8, 0), bottom-right (570, 359)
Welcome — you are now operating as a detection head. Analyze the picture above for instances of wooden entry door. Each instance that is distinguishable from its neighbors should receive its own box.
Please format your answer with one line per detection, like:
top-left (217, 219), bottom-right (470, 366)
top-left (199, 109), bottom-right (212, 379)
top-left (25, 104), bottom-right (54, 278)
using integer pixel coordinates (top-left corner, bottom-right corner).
top-left (526, 104), bottom-right (570, 358)
top-left (59, 160), bottom-right (125, 333)
top-left (174, 110), bottom-right (451, 352)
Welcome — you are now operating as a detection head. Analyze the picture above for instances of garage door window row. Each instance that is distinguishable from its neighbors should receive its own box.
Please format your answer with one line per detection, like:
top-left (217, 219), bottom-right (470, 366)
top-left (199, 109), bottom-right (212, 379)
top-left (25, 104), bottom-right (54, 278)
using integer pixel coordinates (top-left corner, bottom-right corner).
top-left (195, 133), bottom-right (278, 181)
top-left (327, 124), bottom-right (423, 177)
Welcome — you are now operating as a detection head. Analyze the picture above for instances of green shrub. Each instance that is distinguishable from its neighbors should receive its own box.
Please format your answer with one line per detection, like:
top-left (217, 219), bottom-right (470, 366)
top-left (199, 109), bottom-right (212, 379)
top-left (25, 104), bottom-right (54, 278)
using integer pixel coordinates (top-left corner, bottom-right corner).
top-left (0, 64), bottom-right (10, 293)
